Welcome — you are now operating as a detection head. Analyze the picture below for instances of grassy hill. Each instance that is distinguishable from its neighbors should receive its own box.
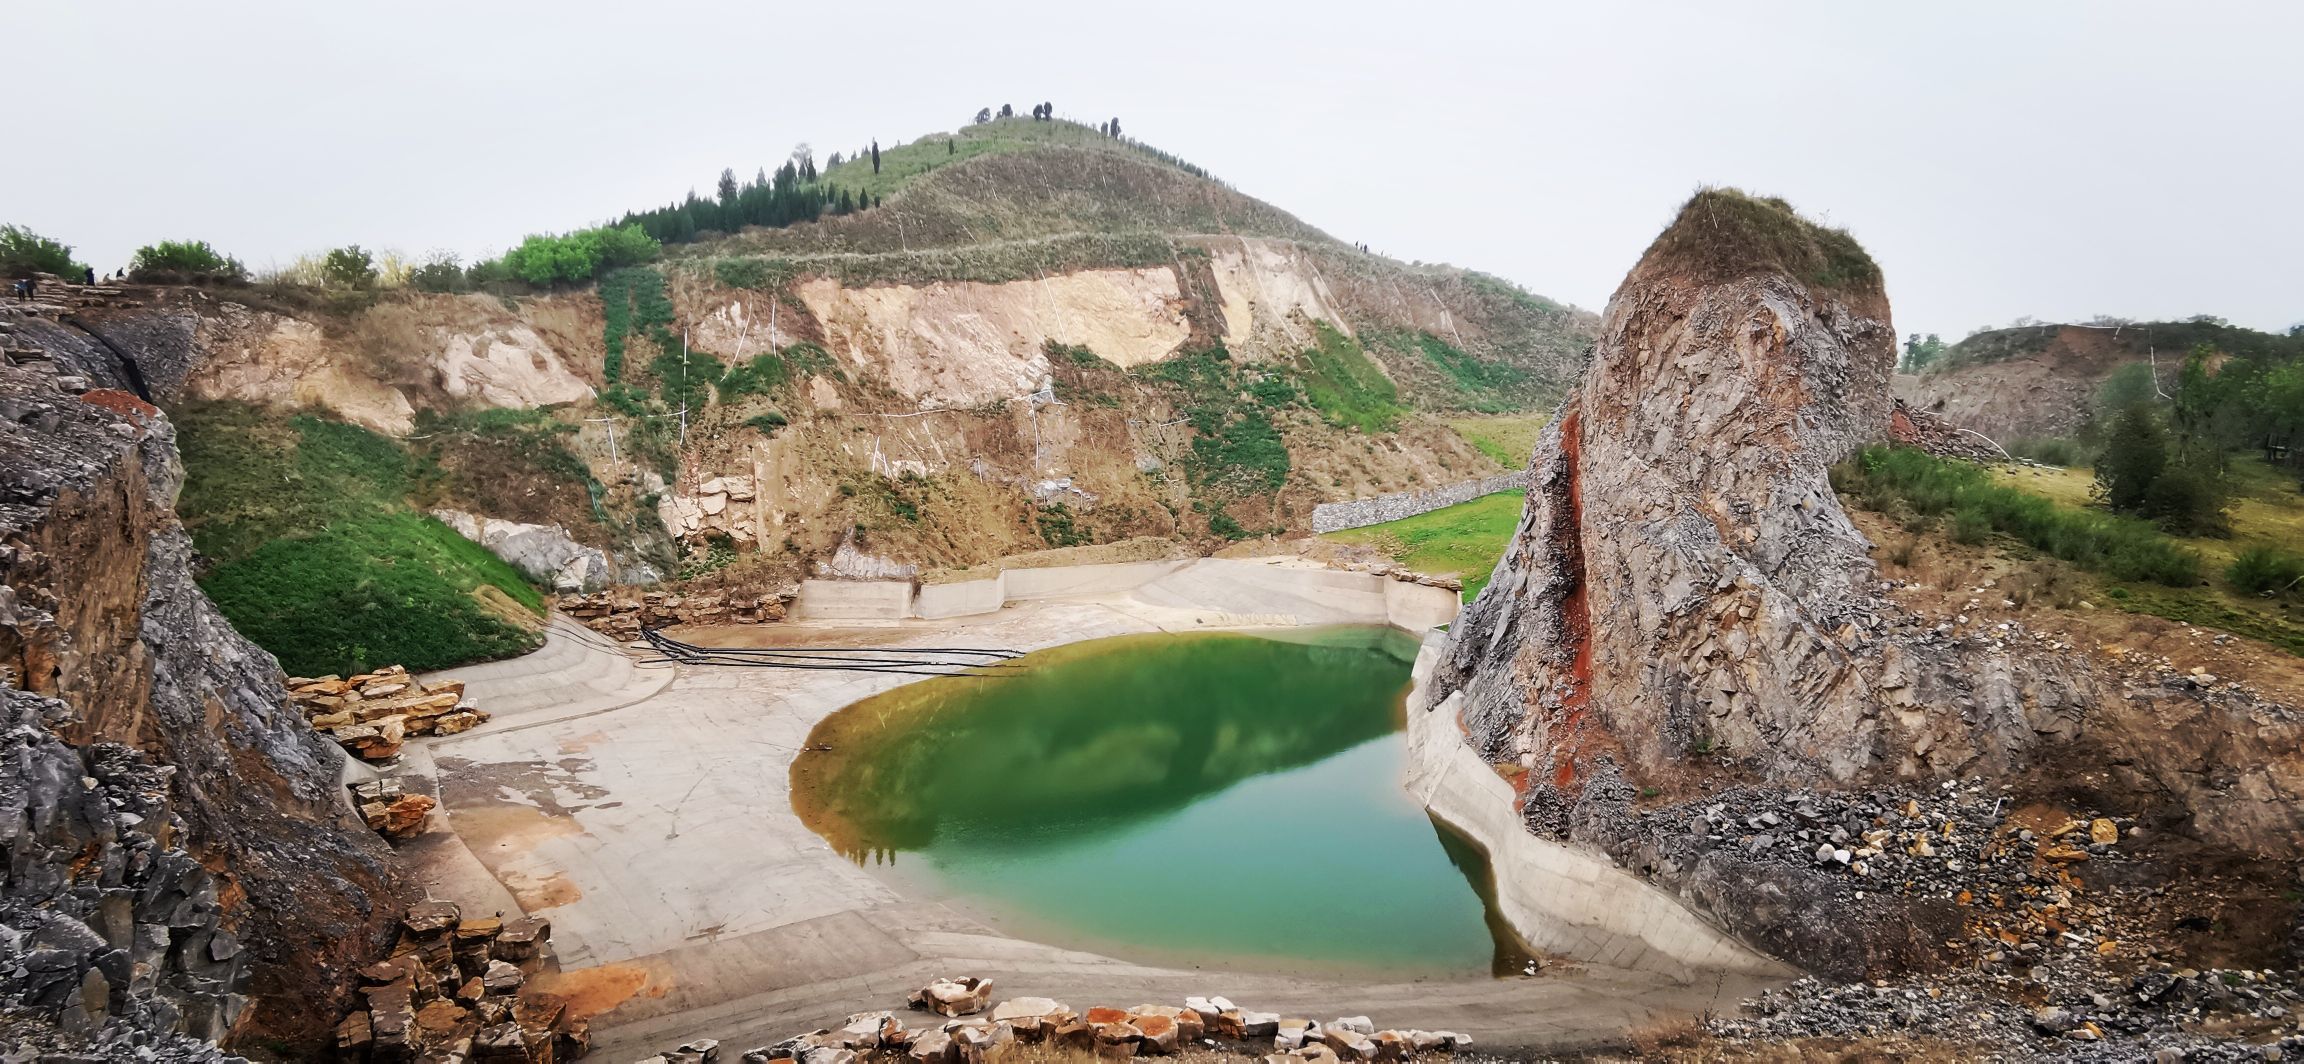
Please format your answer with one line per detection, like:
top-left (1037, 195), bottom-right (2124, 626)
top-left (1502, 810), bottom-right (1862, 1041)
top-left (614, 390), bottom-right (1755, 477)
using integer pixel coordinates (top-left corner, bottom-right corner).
top-left (171, 398), bottom-right (640, 672)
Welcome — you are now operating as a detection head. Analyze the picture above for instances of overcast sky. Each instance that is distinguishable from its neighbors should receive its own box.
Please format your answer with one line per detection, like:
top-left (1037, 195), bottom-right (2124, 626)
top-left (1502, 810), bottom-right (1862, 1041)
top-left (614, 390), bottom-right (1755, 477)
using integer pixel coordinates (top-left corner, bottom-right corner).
top-left (10, 2), bottom-right (2299, 339)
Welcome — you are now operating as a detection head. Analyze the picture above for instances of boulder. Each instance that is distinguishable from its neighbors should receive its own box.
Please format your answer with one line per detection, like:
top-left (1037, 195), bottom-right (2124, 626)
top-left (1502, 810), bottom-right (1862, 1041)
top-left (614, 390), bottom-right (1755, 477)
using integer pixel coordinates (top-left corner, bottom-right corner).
top-left (910, 976), bottom-right (993, 1017)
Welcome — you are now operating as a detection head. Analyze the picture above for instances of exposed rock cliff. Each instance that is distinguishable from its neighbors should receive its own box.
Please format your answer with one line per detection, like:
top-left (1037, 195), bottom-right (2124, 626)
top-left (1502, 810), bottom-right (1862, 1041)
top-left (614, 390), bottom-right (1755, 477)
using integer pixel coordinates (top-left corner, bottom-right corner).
top-left (1428, 190), bottom-right (2304, 980)
top-left (0, 356), bottom-right (412, 1051)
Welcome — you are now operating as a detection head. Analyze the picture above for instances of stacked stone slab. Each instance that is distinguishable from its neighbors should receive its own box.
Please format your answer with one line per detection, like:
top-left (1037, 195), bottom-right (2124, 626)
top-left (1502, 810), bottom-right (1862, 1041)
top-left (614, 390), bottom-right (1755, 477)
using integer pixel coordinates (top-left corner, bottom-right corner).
top-left (637, 981), bottom-right (1468, 1063)
top-left (351, 777), bottom-right (439, 840)
top-left (287, 666), bottom-right (490, 760)
top-left (557, 589), bottom-right (790, 640)
top-left (334, 901), bottom-right (588, 1063)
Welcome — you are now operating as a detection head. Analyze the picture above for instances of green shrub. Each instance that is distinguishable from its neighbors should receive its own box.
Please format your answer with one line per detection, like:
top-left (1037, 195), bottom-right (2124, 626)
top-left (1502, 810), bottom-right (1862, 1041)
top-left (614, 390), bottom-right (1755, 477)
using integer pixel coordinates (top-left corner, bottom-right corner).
top-left (410, 253), bottom-right (466, 293)
top-left (1043, 340), bottom-right (1107, 367)
top-left (650, 350), bottom-right (725, 412)
top-left (0, 224), bottom-right (84, 277)
top-left (2228, 546), bottom-right (2304, 597)
top-left (129, 240), bottom-right (244, 283)
top-left (1951, 505), bottom-right (1993, 545)
top-left (743, 411), bottom-right (789, 434)
top-left (322, 245), bottom-right (378, 289)
top-left (717, 354), bottom-right (789, 399)
top-left (504, 224), bottom-right (659, 286)
top-left (1207, 509), bottom-right (1247, 539)
top-left (1035, 503), bottom-right (1090, 547)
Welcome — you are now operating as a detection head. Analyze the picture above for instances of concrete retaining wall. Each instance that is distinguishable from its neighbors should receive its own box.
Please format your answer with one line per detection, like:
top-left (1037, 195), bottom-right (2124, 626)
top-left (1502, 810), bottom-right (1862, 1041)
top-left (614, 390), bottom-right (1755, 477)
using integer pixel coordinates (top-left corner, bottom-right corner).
top-left (1310, 471), bottom-right (1532, 534)
top-left (791, 579), bottom-right (914, 621)
top-left (1400, 635), bottom-right (1793, 982)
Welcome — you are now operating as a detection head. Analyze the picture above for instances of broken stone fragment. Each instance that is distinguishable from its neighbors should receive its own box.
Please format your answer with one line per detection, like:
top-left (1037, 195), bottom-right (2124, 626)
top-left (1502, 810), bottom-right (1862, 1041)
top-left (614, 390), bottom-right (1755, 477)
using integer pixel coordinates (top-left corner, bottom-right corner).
top-left (910, 975), bottom-right (993, 1017)
top-left (404, 900), bottom-right (462, 936)
top-left (493, 915), bottom-right (552, 961)
top-left (481, 959), bottom-right (525, 993)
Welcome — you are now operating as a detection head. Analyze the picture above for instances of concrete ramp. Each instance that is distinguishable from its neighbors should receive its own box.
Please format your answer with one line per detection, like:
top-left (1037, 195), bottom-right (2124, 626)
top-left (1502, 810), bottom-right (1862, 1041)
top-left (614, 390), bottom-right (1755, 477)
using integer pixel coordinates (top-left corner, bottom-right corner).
top-left (1127, 560), bottom-right (1395, 626)
top-left (420, 615), bottom-right (673, 730)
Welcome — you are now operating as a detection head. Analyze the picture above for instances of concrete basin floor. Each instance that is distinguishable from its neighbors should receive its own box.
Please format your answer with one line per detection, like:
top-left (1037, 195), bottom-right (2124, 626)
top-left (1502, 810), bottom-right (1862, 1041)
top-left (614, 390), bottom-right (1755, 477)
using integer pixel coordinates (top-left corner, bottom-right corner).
top-left (404, 593), bottom-right (1777, 1059)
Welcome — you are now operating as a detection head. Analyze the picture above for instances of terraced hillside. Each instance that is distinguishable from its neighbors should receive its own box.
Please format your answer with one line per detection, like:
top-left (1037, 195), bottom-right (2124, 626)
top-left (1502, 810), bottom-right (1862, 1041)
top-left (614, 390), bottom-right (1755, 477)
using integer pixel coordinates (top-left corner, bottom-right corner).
top-left (33, 116), bottom-right (1593, 673)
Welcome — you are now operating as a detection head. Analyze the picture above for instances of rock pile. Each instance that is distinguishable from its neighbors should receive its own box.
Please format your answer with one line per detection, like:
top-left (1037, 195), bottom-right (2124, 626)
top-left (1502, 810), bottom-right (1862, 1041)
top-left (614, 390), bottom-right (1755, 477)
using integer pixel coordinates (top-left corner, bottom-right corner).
top-left (1888, 400), bottom-right (2009, 462)
top-left (334, 901), bottom-right (588, 1063)
top-left (558, 589), bottom-right (790, 640)
top-left (638, 983), bottom-right (1469, 1063)
top-left (352, 777), bottom-right (439, 840)
top-left (287, 666), bottom-right (490, 760)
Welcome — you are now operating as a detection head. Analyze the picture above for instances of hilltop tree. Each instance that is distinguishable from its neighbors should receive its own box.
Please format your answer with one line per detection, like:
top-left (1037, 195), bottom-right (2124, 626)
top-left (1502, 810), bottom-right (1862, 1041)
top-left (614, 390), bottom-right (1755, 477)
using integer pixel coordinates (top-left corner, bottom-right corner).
top-left (999, 103), bottom-right (1013, 119)
top-left (321, 245), bottom-right (377, 289)
top-left (871, 140), bottom-right (881, 174)
top-left (129, 240), bottom-right (245, 283)
top-left (827, 150), bottom-right (844, 169)
top-left (1110, 117), bottom-right (1121, 138)
top-left (409, 251), bottom-right (465, 293)
top-left (717, 168), bottom-right (740, 206)
top-left (974, 108), bottom-right (991, 124)
top-left (1901, 333), bottom-right (1947, 372)
top-left (1, 224), bottom-right (87, 278)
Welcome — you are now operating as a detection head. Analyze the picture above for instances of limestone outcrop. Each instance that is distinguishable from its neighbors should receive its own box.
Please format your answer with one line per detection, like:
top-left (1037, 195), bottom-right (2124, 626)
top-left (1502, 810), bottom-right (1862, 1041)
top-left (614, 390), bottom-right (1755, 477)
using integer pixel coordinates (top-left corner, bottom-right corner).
top-left (1426, 191), bottom-right (2304, 979)
top-left (434, 509), bottom-right (619, 593)
top-left (0, 355), bottom-right (413, 1050)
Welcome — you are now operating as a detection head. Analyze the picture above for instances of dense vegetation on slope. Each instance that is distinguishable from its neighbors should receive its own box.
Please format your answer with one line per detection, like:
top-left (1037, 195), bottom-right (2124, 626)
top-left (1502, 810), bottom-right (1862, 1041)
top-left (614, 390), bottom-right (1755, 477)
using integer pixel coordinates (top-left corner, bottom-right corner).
top-left (1836, 447), bottom-right (2304, 656)
top-left (174, 403), bottom-right (550, 676)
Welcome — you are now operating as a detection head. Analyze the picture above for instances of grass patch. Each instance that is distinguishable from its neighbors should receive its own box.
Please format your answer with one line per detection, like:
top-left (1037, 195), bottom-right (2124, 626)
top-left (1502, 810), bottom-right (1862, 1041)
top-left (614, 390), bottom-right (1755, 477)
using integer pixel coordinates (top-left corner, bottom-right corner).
top-left (1140, 347), bottom-right (1294, 496)
top-left (1296, 323), bottom-right (1403, 433)
top-left (1445, 414), bottom-right (1547, 468)
top-left (201, 512), bottom-right (542, 676)
top-left (1833, 447), bottom-right (2201, 586)
top-left (1321, 490), bottom-right (1526, 601)
top-left (1390, 330), bottom-right (1530, 411)
top-left (1643, 188), bottom-right (1881, 295)
top-left (173, 402), bottom-right (544, 675)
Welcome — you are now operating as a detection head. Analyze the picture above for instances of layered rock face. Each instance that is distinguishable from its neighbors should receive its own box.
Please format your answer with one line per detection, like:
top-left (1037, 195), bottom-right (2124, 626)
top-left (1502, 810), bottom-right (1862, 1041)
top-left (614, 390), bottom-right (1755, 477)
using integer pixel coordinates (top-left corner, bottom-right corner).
top-left (0, 357), bottom-right (411, 1050)
top-left (1436, 190), bottom-right (1912, 805)
top-left (1428, 191), bottom-right (2304, 978)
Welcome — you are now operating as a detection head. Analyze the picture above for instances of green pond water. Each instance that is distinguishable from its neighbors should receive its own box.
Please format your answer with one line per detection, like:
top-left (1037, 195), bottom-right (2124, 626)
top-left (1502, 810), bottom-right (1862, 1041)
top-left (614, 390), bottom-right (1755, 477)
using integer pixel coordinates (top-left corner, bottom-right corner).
top-left (791, 627), bottom-right (1530, 979)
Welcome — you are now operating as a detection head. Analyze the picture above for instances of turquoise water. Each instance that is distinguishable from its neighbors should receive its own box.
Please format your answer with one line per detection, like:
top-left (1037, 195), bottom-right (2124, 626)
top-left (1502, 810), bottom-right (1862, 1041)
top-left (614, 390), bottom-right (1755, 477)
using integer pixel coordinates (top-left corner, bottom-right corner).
top-left (792, 627), bottom-right (1527, 978)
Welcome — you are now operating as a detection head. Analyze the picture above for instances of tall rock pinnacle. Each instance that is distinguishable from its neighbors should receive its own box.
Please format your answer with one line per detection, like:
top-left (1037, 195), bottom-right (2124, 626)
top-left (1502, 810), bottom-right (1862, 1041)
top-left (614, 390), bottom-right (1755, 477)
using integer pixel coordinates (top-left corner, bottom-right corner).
top-left (1436, 189), bottom-right (1904, 824)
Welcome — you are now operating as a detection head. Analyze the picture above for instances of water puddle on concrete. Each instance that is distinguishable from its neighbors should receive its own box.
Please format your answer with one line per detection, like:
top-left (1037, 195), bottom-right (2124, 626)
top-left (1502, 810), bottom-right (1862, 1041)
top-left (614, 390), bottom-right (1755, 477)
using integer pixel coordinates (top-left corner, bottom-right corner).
top-left (791, 627), bottom-right (1535, 979)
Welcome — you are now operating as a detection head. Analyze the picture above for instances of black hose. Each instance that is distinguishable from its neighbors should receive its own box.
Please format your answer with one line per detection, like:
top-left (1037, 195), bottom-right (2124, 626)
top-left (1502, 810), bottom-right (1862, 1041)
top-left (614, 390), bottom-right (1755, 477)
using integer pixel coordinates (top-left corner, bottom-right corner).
top-left (638, 628), bottom-right (1025, 677)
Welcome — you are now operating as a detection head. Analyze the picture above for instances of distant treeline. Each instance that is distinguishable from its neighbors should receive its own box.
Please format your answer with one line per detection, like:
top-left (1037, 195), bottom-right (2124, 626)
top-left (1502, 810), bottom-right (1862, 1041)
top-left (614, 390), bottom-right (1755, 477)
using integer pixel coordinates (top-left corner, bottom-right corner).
top-left (614, 157), bottom-right (877, 247)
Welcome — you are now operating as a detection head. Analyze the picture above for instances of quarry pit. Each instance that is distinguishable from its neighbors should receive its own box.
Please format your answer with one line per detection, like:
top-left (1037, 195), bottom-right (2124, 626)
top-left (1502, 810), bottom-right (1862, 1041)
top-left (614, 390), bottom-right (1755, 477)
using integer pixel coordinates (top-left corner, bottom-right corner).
top-left (396, 559), bottom-right (1783, 1058)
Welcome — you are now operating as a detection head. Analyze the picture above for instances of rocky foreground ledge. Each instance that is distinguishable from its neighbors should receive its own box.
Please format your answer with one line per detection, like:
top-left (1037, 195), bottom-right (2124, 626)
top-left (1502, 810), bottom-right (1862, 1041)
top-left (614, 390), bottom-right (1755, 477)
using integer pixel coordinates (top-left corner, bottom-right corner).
top-left (633, 979), bottom-right (1472, 1063)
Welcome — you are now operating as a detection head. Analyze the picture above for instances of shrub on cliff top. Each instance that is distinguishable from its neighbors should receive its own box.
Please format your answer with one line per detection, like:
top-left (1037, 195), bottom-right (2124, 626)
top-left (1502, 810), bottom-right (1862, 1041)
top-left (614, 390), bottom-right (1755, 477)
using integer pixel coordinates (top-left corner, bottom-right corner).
top-left (1642, 188), bottom-right (1881, 295)
top-left (0, 224), bottom-right (86, 278)
top-left (129, 239), bottom-right (245, 283)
